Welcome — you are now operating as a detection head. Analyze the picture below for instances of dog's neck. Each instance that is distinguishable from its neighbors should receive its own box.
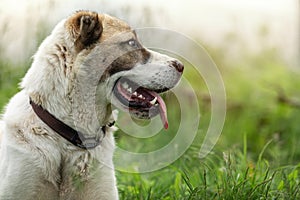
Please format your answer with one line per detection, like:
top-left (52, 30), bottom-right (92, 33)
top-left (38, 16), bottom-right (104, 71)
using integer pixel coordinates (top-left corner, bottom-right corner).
top-left (67, 72), bottom-right (112, 135)
top-left (28, 81), bottom-right (111, 139)
top-left (25, 50), bottom-right (112, 138)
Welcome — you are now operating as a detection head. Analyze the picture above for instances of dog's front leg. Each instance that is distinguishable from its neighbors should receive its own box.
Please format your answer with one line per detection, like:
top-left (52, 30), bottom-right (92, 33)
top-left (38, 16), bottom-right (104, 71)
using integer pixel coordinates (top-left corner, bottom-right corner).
top-left (69, 165), bottom-right (118, 200)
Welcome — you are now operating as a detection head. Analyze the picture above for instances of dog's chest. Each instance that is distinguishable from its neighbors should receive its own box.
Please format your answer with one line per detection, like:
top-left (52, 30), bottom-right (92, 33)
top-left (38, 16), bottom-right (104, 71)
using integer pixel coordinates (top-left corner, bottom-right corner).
top-left (59, 151), bottom-right (98, 195)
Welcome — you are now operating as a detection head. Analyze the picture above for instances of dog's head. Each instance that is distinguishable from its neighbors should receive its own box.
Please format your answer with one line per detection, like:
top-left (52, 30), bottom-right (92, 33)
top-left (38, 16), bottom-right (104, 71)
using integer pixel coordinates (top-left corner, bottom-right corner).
top-left (22, 11), bottom-right (183, 128)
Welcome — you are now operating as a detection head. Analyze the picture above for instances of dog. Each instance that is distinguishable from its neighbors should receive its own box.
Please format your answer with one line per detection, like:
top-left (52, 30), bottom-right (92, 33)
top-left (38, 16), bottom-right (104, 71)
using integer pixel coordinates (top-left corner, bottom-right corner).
top-left (0, 11), bottom-right (183, 199)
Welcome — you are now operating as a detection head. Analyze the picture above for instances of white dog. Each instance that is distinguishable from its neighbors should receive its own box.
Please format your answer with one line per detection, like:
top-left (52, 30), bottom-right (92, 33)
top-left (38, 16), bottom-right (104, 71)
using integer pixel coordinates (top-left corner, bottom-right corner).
top-left (0, 11), bottom-right (183, 199)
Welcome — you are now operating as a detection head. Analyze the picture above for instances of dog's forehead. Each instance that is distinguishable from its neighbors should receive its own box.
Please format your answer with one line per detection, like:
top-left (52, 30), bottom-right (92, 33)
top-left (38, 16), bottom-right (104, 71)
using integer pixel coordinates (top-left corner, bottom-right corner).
top-left (98, 14), bottom-right (133, 41)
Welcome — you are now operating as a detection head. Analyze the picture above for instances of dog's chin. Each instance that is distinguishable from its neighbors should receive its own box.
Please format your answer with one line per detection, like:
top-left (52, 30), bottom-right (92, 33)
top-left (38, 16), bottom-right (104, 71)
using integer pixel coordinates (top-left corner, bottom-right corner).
top-left (112, 78), bottom-right (169, 129)
top-left (128, 107), bottom-right (159, 120)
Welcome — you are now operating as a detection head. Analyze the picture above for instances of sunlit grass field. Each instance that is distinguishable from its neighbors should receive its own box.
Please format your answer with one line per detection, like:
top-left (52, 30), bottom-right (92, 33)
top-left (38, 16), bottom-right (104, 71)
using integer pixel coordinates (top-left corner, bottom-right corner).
top-left (0, 43), bottom-right (299, 199)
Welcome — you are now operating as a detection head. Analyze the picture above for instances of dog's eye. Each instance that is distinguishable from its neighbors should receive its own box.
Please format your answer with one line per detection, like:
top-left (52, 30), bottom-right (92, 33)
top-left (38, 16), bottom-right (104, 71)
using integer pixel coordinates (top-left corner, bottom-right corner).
top-left (128, 39), bottom-right (137, 47)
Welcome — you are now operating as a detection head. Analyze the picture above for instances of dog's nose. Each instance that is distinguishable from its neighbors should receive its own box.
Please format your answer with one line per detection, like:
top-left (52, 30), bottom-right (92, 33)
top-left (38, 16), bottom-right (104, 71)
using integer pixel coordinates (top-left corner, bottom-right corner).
top-left (171, 60), bottom-right (184, 73)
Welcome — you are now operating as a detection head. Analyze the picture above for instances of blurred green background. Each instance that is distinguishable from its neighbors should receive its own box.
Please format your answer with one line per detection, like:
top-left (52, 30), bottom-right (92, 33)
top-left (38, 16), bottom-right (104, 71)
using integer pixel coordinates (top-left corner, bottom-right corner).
top-left (0, 0), bottom-right (299, 199)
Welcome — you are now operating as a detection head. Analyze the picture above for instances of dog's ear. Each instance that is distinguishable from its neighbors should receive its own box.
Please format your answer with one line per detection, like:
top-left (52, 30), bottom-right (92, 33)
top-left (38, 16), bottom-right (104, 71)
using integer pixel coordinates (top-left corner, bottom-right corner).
top-left (66, 11), bottom-right (103, 51)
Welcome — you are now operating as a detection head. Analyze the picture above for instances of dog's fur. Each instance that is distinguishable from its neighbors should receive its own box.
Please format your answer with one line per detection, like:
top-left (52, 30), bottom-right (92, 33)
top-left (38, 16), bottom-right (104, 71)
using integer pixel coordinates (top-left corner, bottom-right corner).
top-left (0, 11), bottom-right (183, 199)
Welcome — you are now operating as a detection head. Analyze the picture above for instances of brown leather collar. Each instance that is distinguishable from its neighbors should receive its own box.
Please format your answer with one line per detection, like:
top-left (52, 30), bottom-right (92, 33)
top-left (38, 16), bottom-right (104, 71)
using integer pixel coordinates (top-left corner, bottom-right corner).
top-left (30, 99), bottom-right (114, 149)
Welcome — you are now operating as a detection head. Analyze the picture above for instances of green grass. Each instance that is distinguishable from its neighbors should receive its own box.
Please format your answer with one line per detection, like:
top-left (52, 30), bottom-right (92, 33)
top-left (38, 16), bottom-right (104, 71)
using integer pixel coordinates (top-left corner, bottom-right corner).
top-left (0, 60), bottom-right (29, 109)
top-left (114, 47), bottom-right (300, 199)
top-left (117, 149), bottom-right (300, 199)
top-left (0, 45), bottom-right (300, 199)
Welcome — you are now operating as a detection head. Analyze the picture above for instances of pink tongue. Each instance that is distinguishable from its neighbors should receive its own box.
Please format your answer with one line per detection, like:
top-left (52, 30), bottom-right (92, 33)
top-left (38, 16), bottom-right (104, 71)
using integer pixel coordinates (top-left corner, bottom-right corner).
top-left (148, 91), bottom-right (169, 129)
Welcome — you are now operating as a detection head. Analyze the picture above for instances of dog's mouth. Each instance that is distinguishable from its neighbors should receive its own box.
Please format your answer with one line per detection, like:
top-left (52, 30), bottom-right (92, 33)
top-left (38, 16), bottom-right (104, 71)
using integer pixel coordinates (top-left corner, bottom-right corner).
top-left (113, 78), bottom-right (169, 129)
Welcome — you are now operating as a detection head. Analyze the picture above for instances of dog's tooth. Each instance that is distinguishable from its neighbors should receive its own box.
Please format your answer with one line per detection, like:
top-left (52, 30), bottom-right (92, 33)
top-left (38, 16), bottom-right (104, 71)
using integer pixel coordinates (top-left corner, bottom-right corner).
top-left (122, 82), bottom-right (129, 89)
top-left (133, 92), bottom-right (137, 96)
top-left (138, 95), bottom-right (143, 99)
top-left (150, 97), bottom-right (157, 105)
